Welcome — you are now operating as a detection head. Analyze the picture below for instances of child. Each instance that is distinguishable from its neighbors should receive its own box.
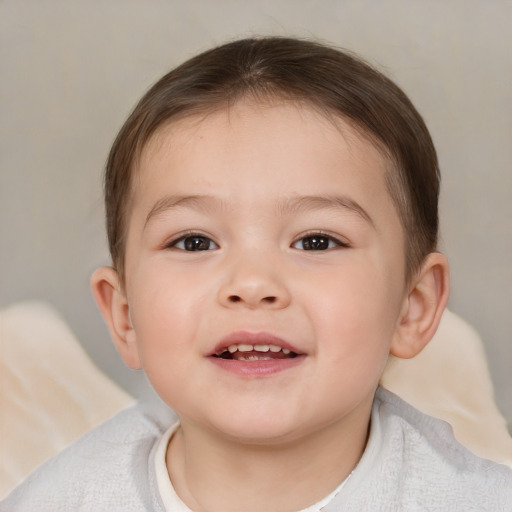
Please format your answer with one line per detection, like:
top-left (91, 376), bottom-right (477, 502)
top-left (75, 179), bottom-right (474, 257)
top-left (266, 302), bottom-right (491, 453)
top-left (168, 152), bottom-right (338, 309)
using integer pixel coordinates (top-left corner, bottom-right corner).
top-left (2, 37), bottom-right (511, 511)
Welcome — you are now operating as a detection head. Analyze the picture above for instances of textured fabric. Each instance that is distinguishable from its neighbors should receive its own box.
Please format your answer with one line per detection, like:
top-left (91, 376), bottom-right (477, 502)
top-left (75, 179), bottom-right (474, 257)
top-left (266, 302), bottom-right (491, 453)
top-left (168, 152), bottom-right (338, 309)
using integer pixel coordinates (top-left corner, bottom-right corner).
top-left (0, 401), bottom-right (176, 512)
top-left (326, 389), bottom-right (512, 511)
top-left (2, 389), bottom-right (511, 511)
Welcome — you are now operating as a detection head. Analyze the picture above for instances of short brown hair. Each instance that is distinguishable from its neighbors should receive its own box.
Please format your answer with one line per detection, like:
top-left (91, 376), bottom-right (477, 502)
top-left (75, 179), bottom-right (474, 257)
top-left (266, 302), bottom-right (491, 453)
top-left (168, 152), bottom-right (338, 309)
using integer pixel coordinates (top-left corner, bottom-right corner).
top-left (105, 37), bottom-right (440, 282)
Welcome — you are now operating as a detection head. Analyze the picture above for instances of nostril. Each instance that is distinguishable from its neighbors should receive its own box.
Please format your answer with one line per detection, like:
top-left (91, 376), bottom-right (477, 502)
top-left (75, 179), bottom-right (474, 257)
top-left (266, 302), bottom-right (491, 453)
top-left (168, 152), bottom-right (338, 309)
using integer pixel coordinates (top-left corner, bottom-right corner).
top-left (226, 294), bottom-right (278, 305)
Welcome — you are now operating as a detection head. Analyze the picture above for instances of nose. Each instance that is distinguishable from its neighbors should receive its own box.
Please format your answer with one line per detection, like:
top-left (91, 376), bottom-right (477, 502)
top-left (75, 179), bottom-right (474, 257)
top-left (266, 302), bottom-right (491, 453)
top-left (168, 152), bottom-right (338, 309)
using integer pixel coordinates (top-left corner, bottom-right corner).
top-left (217, 254), bottom-right (291, 310)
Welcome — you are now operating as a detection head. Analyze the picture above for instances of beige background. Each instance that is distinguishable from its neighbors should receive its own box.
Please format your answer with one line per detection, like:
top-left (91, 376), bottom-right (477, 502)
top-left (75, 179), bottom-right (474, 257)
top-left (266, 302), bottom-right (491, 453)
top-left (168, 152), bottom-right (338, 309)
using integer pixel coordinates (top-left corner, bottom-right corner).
top-left (1, 0), bottom-right (511, 429)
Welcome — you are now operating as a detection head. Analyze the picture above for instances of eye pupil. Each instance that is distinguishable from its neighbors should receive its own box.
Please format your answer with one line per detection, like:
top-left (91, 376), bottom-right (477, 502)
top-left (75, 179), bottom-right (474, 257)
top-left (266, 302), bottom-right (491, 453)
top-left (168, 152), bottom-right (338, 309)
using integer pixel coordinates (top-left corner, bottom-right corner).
top-left (184, 236), bottom-right (211, 251)
top-left (302, 236), bottom-right (329, 250)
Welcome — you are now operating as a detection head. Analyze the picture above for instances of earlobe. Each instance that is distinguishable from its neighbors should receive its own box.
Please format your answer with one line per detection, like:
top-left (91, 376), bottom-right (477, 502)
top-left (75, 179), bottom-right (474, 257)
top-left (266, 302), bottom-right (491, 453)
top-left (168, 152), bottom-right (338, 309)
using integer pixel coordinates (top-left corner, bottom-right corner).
top-left (390, 253), bottom-right (450, 359)
top-left (90, 267), bottom-right (142, 369)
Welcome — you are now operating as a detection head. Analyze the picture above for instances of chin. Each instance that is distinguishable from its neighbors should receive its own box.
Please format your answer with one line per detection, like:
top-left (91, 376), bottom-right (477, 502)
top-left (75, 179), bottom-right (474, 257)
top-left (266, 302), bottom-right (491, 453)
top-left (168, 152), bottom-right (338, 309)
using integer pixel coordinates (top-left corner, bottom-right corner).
top-left (205, 410), bottom-right (309, 446)
top-left (221, 426), bottom-right (300, 446)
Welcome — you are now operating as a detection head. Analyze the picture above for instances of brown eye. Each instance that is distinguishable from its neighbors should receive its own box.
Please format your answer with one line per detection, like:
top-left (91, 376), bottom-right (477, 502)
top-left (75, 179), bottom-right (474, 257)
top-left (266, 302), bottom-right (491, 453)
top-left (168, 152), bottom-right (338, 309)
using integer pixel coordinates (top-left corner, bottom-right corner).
top-left (293, 234), bottom-right (344, 251)
top-left (174, 235), bottom-right (218, 251)
top-left (301, 236), bottom-right (330, 250)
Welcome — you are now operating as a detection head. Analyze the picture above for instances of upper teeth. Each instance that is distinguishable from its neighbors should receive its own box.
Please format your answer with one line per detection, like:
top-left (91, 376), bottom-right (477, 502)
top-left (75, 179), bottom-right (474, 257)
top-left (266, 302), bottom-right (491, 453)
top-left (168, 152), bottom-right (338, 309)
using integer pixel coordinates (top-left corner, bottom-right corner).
top-left (223, 344), bottom-right (291, 355)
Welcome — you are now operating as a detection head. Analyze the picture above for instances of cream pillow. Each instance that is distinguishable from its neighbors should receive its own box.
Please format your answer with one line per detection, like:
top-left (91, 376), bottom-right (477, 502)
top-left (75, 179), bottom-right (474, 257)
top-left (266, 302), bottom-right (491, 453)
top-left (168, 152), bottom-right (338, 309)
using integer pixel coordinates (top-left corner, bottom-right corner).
top-left (0, 301), bottom-right (134, 498)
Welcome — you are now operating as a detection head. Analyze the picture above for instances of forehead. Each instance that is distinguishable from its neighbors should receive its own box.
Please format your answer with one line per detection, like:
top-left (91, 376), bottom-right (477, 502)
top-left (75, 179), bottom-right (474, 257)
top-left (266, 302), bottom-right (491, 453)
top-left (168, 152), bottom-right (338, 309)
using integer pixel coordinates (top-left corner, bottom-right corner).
top-left (132, 100), bottom-right (397, 224)
top-left (139, 100), bottom-right (387, 179)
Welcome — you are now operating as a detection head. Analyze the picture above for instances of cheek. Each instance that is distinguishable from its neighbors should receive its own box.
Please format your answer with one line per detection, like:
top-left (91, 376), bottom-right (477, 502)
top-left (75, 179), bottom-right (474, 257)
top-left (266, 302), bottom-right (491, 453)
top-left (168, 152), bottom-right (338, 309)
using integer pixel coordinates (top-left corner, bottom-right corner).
top-left (128, 267), bottom-right (205, 354)
top-left (306, 262), bottom-right (402, 352)
top-left (127, 274), bottom-right (203, 407)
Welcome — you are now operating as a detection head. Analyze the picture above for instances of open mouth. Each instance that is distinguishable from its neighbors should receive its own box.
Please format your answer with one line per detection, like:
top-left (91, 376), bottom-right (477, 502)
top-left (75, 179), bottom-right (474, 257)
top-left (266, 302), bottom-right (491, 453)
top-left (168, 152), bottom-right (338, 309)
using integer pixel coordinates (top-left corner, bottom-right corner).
top-left (213, 343), bottom-right (299, 361)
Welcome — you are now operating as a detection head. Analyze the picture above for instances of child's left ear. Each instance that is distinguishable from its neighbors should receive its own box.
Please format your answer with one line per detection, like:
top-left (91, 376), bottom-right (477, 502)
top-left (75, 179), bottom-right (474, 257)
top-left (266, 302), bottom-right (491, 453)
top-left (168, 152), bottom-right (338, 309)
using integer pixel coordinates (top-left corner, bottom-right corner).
top-left (391, 252), bottom-right (450, 359)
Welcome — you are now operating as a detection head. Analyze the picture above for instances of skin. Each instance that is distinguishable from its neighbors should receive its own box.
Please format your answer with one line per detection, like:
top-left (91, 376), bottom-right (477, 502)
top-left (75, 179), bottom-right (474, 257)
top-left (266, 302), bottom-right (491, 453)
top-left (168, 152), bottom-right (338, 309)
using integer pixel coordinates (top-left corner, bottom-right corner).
top-left (92, 99), bottom-right (449, 511)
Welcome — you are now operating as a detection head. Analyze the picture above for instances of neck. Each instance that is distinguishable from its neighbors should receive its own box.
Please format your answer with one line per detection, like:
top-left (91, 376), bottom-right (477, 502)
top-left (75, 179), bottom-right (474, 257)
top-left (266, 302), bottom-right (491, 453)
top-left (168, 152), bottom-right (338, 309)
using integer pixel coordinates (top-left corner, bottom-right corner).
top-left (166, 410), bottom-right (371, 512)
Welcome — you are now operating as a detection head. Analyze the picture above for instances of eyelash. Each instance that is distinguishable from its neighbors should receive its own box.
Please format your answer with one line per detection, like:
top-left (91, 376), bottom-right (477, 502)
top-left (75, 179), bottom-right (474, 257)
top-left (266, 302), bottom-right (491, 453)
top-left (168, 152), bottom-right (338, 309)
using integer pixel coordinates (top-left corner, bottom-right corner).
top-left (292, 232), bottom-right (349, 251)
top-left (165, 232), bottom-right (219, 252)
top-left (165, 231), bottom-right (349, 252)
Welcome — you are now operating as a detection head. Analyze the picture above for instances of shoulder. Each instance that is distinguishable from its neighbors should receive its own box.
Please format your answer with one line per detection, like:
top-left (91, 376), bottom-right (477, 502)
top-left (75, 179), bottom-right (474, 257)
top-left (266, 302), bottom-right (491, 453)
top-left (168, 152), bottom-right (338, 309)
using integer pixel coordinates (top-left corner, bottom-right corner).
top-left (382, 388), bottom-right (512, 507)
top-left (375, 387), bottom-right (511, 475)
top-left (0, 401), bottom-right (178, 512)
top-left (333, 388), bottom-right (512, 511)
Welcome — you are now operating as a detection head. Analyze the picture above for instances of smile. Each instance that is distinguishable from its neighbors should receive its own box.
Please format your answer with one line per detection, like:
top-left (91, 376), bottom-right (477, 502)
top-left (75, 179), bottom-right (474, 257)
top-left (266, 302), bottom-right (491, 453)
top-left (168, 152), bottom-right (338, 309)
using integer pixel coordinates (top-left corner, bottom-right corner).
top-left (209, 332), bottom-right (304, 376)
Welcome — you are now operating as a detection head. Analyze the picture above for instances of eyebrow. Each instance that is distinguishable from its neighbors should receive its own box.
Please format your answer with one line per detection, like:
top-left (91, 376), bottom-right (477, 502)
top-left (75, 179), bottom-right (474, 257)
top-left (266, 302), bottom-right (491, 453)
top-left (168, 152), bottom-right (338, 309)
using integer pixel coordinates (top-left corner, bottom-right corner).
top-left (278, 195), bottom-right (374, 226)
top-left (144, 193), bottom-right (374, 227)
top-left (145, 194), bottom-right (221, 227)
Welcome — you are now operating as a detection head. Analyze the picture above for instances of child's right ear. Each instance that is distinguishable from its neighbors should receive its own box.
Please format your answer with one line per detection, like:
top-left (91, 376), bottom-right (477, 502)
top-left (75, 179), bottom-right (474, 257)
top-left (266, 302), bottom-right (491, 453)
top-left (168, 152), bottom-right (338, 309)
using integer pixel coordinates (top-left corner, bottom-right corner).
top-left (90, 267), bottom-right (142, 370)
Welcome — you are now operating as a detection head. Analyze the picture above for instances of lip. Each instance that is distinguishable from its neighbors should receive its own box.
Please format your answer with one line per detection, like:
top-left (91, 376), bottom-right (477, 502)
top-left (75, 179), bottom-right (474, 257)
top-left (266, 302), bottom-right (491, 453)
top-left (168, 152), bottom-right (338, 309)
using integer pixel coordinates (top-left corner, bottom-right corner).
top-left (209, 356), bottom-right (306, 377)
top-left (207, 331), bottom-right (306, 377)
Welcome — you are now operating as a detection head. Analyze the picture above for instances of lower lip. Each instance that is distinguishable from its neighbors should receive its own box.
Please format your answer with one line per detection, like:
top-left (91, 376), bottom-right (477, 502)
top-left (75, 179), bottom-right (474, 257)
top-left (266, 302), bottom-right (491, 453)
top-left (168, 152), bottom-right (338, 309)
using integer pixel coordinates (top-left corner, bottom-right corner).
top-left (208, 355), bottom-right (306, 377)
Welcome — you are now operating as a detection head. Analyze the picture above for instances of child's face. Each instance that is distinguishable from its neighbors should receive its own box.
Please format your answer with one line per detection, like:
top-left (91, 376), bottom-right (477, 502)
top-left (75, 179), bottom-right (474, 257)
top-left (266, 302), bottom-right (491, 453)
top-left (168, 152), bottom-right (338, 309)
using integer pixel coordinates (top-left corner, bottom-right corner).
top-left (122, 100), bottom-right (409, 443)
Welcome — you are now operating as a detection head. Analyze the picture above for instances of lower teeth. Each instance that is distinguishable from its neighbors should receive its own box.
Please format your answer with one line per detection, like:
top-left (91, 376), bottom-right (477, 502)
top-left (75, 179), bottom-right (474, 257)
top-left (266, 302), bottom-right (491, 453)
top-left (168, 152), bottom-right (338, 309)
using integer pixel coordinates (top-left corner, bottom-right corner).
top-left (238, 355), bottom-right (274, 361)
top-left (217, 351), bottom-right (297, 360)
